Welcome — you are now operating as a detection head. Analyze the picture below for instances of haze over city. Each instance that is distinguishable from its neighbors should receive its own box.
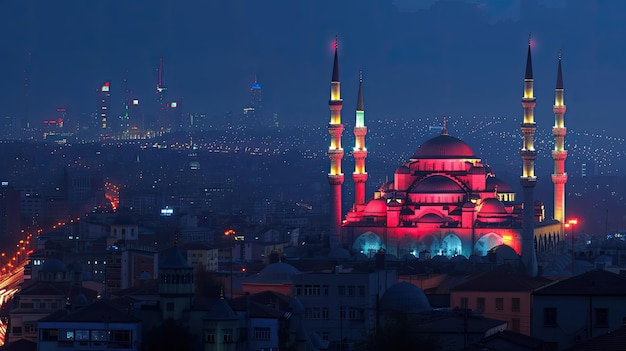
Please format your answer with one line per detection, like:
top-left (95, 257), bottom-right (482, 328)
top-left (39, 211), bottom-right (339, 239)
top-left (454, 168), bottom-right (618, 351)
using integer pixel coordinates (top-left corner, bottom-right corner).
top-left (1, 0), bottom-right (626, 136)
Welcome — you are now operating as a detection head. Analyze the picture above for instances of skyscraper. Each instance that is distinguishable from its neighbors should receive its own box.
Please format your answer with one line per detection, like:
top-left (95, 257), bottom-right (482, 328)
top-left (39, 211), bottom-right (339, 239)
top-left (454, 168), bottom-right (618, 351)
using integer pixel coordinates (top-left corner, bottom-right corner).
top-left (98, 81), bottom-right (111, 134)
top-left (243, 76), bottom-right (263, 129)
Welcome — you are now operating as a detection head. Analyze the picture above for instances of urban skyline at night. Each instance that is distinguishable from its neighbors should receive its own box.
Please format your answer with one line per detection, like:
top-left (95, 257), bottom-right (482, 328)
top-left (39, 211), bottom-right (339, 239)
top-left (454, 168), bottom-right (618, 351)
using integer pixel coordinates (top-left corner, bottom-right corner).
top-left (2, 1), bottom-right (626, 138)
top-left (2, 1), bottom-right (626, 350)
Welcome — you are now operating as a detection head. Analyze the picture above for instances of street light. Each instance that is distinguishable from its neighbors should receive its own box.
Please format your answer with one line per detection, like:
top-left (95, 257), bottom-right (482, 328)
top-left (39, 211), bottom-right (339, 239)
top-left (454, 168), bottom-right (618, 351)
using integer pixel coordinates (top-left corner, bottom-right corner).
top-left (565, 218), bottom-right (579, 276)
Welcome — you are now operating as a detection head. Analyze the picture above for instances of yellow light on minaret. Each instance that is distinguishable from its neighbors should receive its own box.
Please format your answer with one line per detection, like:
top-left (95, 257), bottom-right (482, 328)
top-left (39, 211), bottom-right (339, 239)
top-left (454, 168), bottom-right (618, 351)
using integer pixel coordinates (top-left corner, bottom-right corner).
top-left (520, 36), bottom-right (538, 277)
top-left (327, 36), bottom-right (344, 249)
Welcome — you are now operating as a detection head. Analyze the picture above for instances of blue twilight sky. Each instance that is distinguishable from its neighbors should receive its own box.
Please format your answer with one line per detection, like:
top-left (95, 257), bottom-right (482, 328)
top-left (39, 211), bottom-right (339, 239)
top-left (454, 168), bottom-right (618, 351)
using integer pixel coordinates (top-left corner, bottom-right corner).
top-left (0, 0), bottom-right (624, 134)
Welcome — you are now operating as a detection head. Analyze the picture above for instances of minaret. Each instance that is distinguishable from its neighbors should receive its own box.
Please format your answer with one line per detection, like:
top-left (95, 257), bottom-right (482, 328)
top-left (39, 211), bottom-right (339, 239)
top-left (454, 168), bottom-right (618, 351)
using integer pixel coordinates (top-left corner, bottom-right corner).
top-left (520, 38), bottom-right (538, 276)
top-left (552, 52), bottom-right (567, 227)
top-left (327, 37), bottom-right (344, 249)
top-left (353, 70), bottom-right (368, 206)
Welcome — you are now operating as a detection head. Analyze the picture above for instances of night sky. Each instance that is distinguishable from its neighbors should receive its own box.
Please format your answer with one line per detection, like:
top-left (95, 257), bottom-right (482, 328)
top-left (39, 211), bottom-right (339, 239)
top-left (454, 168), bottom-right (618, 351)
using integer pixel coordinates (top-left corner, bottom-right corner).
top-left (1, 0), bottom-right (625, 135)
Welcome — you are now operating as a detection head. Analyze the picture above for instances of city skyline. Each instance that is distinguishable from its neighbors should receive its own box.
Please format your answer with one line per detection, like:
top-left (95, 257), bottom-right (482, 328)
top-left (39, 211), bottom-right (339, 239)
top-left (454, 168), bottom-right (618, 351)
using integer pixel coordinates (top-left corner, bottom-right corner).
top-left (1, 1), bottom-right (626, 136)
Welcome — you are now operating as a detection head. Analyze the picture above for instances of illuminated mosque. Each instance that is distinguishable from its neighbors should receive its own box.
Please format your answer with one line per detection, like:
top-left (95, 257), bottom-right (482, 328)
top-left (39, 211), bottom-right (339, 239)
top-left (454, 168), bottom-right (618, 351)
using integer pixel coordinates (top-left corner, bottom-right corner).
top-left (325, 39), bottom-right (567, 274)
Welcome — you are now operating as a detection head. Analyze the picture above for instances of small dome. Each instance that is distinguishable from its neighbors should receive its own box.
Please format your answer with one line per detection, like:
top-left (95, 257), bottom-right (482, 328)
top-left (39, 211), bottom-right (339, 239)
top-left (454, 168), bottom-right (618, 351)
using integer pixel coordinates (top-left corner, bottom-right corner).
top-left (479, 198), bottom-right (508, 215)
top-left (412, 176), bottom-right (464, 193)
top-left (255, 262), bottom-right (300, 283)
top-left (380, 282), bottom-right (431, 314)
top-left (488, 244), bottom-right (519, 263)
top-left (363, 199), bottom-right (388, 214)
top-left (412, 134), bottom-right (475, 159)
top-left (395, 165), bottom-right (410, 174)
top-left (40, 258), bottom-right (68, 273)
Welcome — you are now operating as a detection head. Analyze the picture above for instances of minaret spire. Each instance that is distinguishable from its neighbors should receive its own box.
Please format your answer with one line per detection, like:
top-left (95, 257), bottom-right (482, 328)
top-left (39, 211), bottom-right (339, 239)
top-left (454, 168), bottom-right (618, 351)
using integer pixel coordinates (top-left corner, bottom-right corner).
top-left (327, 36), bottom-right (345, 249)
top-left (353, 70), bottom-right (368, 206)
top-left (520, 38), bottom-right (538, 277)
top-left (552, 52), bottom-right (568, 228)
top-left (525, 34), bottom-right (533, 80)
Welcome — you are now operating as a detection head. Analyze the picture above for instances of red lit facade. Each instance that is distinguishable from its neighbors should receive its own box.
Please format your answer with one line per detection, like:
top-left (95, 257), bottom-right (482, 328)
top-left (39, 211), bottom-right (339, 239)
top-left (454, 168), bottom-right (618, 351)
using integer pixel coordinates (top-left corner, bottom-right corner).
top-left (342, 125), bottom-right (523, 259)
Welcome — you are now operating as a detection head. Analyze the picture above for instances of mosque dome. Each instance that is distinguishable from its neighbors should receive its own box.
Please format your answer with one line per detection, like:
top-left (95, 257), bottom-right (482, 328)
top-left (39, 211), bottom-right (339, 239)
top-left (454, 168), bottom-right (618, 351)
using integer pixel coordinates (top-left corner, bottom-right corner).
top-left (479, 198), bottom-right (508, 215)
top-left (395, 165), bottom-right (410, 174)
top-left (411, 134), bottom-right (475, 160)
top-left (412, 176), bottom-right (464, 193)
top-left (363, 199), bottom-right (388, 213)
top-left (255, 262), bottom-right (300, 283)
top-left (488, 244), bottom-right (519, 264)
top-left (380, 282), bottom-right (431, 314)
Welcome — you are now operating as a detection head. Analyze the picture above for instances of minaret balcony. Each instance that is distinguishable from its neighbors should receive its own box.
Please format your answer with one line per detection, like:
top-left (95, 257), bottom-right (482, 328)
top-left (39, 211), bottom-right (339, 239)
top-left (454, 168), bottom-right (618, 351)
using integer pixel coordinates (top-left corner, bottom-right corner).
top-left (551, 173), bottom-right (568, 184)
top-left (352, 173), bottom-right (368, 183)
top-left (552, 126), bottom-right (567, 137)
top-left (328, 174), bottom-right (345, 185)
top-left (552, 105), bottom-right (566, 114)
top-left (551, 150), bottom-right (568, 160)
top-left (327, 148), bottom-right (344, 159)
top-left (328, 123), bottom-right (344, 133)
top-left (353, 149), bottom-right (368, 159)
top-left (354, 126), bottom-right (367, 136)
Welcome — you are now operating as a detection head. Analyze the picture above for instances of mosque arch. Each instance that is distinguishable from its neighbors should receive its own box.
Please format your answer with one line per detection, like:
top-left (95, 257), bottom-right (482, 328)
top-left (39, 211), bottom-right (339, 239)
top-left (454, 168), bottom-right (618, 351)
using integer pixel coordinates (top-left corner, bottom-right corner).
top-left (440, 233), bottom-right (463, 258)
top-left (352, 231), bottom-right (386, 257)
top-left (397, 234), bottom-right (418, 258)
top-left (416, 234), bottom-right (440, 257)
top-left (474, 232), bottom-right (504, 256)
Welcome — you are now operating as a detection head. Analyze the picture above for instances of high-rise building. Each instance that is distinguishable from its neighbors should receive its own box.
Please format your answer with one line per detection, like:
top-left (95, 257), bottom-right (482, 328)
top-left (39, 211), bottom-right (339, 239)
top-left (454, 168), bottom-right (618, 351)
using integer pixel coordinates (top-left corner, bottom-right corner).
top-left (0, 182), bottom-right (21, 241)
top-left (98, 81), bottom-right (111, 133)
top-left (243, 76), bottom-right (263, 129)
top-left (155, 57), bottom-right (168, 130)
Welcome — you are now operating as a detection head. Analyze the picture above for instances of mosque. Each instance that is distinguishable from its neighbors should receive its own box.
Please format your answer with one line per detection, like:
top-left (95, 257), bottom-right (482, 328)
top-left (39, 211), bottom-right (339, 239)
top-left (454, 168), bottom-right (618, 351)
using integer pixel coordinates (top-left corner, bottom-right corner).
top-left (325, 39), bottom-right (567, 271)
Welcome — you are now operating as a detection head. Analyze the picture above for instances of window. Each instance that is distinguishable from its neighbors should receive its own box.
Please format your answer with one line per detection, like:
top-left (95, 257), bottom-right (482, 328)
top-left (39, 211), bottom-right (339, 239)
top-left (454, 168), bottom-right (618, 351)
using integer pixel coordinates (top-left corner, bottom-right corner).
top-left (305, 307), bottom-right (329, 320)
top-left (347, 286), bottom-right (355, 296)
top-left (476, 297), bottom-right (485, 311)
top-left (75, 330), bottom-right (89, 341)
top-left (544, 308), bottom-right (557, 327)
top-left (595, 308), bottom-right (609, 328)
top-left (338, 286), bottom-right (346, 296)
top-left (254, 327), bottom-right (271, 340)
top-left (223, 329), bottom-right (233, 343)
top-left (110, 330), bottom-right (132, 348)
top-left (59, 329), bottom-right (74, 341)
top-left (205, 329), bottom-right (215, 343)
top-left (41, 329), bottom-right (58, 341)
top-left (495, 298), bottom-right (504, 311)
top-left (511, 318), bottom-right (521, 333)
top-left (358, 285), bottom-right (366, 296)
top-left (512, 297), bottom-right (520, 312)
top-left (460, 297), bottom-right (468, 308)
top-left (91, 330), bottom-right (108, 341)
top-left (11, 327), bottom-right (22, 335)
